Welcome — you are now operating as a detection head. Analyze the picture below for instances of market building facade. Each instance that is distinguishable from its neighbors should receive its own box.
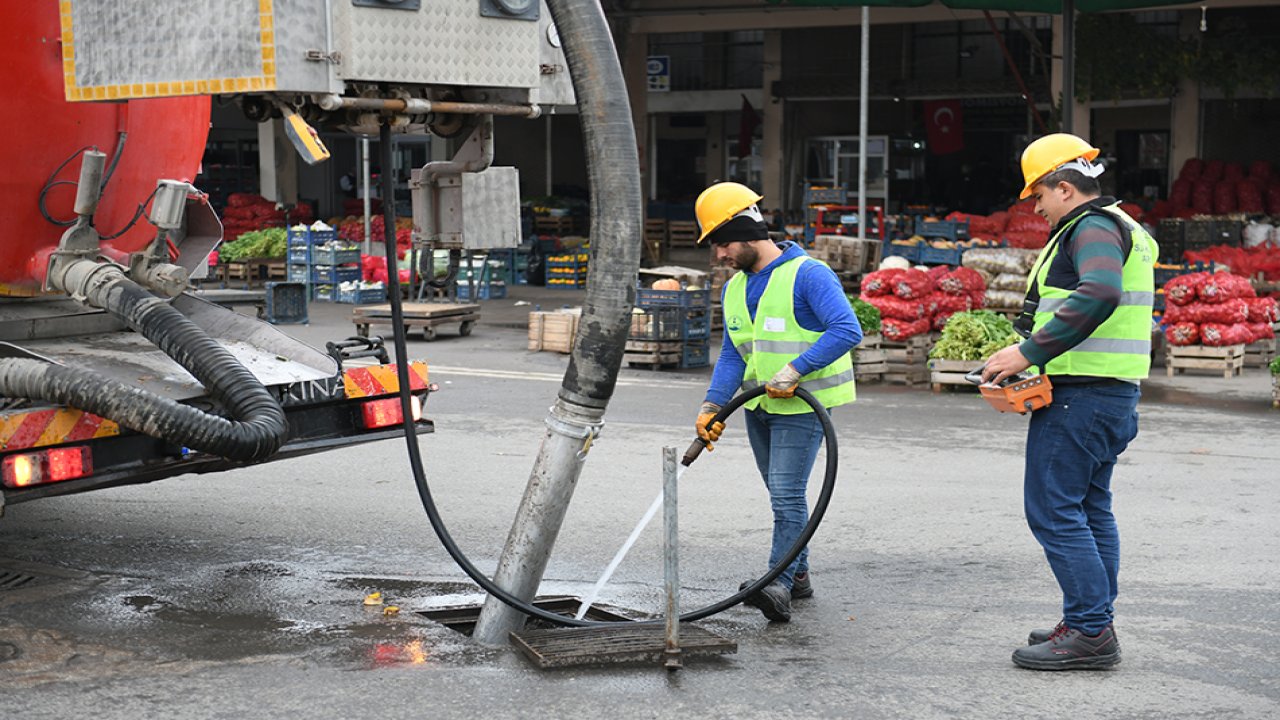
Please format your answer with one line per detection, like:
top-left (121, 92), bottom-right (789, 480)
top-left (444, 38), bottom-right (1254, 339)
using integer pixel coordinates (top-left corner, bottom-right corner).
top-left (198, 1), bottom-right (1279, 228)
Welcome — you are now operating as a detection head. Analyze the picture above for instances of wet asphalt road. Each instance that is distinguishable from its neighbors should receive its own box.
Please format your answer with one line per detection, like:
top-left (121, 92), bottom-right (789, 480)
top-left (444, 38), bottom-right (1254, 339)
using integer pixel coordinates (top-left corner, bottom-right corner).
top-left (1, 298), bottom-right (1278, 719)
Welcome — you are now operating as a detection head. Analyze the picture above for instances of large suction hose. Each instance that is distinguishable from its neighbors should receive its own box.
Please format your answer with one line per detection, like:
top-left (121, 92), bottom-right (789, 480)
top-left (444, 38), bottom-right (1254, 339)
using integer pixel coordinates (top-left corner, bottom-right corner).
top-left (0, 262), bottom-right (287, 461)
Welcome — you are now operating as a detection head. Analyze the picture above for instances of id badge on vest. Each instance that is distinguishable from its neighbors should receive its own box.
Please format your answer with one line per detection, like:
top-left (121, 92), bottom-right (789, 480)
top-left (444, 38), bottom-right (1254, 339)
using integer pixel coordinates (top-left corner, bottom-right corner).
top-left (763, 317), bottom-right (787, 333)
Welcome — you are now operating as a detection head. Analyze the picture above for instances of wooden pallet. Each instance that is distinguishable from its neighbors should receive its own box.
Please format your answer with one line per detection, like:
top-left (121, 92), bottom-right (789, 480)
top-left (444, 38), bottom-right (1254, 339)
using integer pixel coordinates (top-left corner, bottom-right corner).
top-left (927, 358), bottom-right (982, 392)
top-left (643, 219), bottom-right (667, 264)
top-left (353, 302), bottom-right (481, 341)
top-left (624, 339), bottom-right (682, 368)
top-left (1243, 338), bottom-right (1277, 368)
top-left (883, 367), bottom-right (931, 386)
top-left (667, 221), bottom-right (699, 248)
top-left (851, 335), bottom-right (885, 381)
top-left (876, 335), bottom-right (931, 385)
top-left (220, 259), bottom-right (287, 288)
top-left (534, 215), bottom-right (576, 235)
top-left (1166, 344), bottom-right (1245, 378)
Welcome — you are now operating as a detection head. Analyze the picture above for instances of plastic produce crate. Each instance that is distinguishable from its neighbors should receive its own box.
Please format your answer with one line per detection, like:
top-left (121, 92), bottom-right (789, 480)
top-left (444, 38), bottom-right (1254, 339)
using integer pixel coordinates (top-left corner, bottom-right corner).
top-left (1155, 262), bottom-right (1210, 286)
top-left (287, 246), bottom-right (310, 263)
top-left (287, 264), bottom-right (309, 282)
top-left (456, 282), bottom-right (507, 301)
top-left (681, 341), bottom-right (710, 368)
top-left (882, 242), bottom-right (921, 263)
top-left (336, 284), bottom-right (386, 304)
top-left (262, 282), bottom-right (308, 324)
top-left (629, 308), bottom-right (683, 341)
top-left (290, 227), bottom-right (338, 245)
top-left (311, 246), bottom-right (361, 265)
top-left (682, 310), bottom-right (710, 340)
top-left (918, 244), bottom-right (963, 266)
top-left (312, 283), bottom-right (335, 302)
top-left (635, 287), bottom-right (710, 309)
top-left (914, 218), bottom-right (969, 241)
top-left (311, 266), bottom-right (362, 285)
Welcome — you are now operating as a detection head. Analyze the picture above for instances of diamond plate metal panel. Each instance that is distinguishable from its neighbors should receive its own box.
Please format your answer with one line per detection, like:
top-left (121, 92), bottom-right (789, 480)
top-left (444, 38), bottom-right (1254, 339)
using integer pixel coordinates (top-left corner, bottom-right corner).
top-left (332, 0), bottom-right (540, 89)
top-left (66, 1), bottom-right (266, 93)
top-left (272, 0), bottom-right (338, 93)
top-left (534, 2), bottom-right (574, 106)
top-left (463, 168), bottom-right (522, 250)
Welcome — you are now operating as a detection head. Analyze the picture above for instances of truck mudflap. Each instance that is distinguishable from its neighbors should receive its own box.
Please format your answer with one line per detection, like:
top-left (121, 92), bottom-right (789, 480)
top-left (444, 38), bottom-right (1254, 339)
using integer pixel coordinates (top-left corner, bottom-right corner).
top-left (0, 362), bottom-right (433, 508)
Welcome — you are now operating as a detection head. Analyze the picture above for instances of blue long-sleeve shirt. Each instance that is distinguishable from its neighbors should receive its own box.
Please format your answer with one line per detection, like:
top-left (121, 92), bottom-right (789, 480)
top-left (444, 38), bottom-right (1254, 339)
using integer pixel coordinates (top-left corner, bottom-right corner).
top-left (705, 241), bottom-right (862, 407)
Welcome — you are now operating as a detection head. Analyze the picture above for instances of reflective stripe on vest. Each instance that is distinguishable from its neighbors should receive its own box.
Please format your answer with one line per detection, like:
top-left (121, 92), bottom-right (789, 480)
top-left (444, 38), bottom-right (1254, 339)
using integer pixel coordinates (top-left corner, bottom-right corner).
top-left (1028, 204), bottom-right (1158, 379)
top-left (724, 255), bottom-right (856, 414)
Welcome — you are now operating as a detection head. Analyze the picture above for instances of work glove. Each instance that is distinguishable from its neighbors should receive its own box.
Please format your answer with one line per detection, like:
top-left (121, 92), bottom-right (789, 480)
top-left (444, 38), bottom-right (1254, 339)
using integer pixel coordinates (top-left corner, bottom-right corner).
top-left (696, 402), bottom-right (725, 451)
top-left (766, 363), bottom-right (801, 399)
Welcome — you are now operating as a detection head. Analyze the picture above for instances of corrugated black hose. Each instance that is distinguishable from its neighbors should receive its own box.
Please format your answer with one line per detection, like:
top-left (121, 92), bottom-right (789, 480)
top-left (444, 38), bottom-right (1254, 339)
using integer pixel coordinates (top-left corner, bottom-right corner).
top-left (0, 273), bottom-right (287, 461)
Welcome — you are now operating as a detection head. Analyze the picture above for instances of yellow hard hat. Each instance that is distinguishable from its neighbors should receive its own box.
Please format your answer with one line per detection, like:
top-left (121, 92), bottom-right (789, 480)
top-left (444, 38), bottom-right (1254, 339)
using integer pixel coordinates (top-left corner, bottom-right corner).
top-left (695, 182), bottom-right (764, 244)
top-left (1018, 133), bottom-right (1101, 200)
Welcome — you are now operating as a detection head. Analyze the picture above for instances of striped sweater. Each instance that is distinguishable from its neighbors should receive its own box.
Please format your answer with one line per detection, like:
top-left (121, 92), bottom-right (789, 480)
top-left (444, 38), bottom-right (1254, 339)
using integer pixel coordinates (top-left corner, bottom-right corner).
top-left (1019, 197), bottom-right (1128, 369)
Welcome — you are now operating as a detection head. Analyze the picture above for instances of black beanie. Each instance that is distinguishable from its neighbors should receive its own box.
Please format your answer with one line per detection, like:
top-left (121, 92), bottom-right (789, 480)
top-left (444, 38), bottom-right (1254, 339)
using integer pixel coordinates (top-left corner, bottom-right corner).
top-left (706, 214), bottom-right (769, 245)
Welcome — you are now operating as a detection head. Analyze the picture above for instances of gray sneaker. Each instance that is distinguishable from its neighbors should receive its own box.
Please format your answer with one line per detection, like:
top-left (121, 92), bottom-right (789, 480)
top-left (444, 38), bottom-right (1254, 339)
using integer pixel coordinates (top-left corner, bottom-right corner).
top-left (1012, 624), bottom-right (1121, 670)
top-left (739, 580), bottom-right (792, 622)
top-left (791, 572), bottom-right (814, 600)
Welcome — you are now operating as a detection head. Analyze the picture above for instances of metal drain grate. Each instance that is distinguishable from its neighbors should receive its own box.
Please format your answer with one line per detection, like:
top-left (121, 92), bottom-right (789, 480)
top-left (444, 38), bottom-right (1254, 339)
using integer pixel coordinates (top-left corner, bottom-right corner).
top-left (0, 570), bottom-right (39, 591)
top-left (510, 624), bottom-right (737, 669)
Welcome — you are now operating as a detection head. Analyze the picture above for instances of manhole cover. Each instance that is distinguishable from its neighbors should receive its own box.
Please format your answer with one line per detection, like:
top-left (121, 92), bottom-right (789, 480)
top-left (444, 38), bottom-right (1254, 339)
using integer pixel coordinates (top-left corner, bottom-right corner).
top-left (511, 623), bottom-right (737, 669)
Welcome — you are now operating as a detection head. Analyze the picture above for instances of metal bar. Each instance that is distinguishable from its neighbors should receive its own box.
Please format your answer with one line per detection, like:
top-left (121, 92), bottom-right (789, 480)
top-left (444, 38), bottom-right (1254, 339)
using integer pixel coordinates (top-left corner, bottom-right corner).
top-left (857, 7), bottom-right (868, 242)
top-left (663, 446), bottom-right (682, 670)
top-left (318, 94), bottom-right (542, 119)
top-left (1061, 0), bottom-right (1075, 133)
top-left (983, 11), bottom-right (1049, 135)
top-left (361, 138), bottom-right (372, 254)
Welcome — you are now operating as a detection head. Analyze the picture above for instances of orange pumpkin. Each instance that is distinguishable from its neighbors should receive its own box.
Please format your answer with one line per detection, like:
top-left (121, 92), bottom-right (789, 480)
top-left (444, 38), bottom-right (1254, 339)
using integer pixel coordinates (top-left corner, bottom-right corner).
top-left (651, 278), bottom-right (681, 291)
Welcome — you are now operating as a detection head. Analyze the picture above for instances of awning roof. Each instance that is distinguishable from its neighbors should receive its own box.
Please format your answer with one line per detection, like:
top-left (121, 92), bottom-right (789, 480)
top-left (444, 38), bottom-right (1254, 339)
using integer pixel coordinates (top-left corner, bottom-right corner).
top-left (768, 0), bottom-right (1192, 11)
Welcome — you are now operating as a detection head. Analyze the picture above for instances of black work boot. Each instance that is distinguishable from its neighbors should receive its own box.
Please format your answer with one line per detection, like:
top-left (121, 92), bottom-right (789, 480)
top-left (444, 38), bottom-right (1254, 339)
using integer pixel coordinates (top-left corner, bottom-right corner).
top-left (1012, 624), bottom-right (1121, 670)
top-left (739, 580), bottom-right (792, 622)
top-left (791, 572), bottom-right (814, 600)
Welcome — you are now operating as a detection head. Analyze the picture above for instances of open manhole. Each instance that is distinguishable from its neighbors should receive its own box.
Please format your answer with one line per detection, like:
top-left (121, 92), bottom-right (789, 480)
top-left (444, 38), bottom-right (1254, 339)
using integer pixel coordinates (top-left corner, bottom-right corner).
top-left (418, 595), bottom-right (736, 669)
top-left (417, 595), bottom-right (635, 636)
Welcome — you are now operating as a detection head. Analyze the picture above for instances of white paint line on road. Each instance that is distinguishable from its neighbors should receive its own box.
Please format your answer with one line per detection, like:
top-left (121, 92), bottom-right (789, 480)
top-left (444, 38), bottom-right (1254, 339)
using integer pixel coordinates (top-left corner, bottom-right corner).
top-left (429, 365), bottom-right (705, 388)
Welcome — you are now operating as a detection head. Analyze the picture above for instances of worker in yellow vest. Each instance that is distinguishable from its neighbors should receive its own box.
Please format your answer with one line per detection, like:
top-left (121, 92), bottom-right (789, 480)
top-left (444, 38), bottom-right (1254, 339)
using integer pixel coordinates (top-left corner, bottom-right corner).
top-left (693, 181), bottom-right (862, 623)
top-left (983, 133), bottom-right (1157, 670)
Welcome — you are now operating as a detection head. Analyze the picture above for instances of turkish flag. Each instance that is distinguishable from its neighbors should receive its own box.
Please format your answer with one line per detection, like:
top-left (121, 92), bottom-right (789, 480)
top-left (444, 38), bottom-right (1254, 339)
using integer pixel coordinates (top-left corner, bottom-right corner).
top-left (738, 94), bottom-right (760, 159)
top-left (923, 100), bottom-right (964, 155)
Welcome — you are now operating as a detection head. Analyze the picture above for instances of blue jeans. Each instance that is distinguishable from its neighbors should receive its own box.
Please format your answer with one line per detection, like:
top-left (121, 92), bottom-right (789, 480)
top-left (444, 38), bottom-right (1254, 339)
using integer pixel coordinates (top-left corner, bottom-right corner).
top-left (1024, 382), bottom-right (1140, 635)
top-left (744, 408), bottom-right (826, 591)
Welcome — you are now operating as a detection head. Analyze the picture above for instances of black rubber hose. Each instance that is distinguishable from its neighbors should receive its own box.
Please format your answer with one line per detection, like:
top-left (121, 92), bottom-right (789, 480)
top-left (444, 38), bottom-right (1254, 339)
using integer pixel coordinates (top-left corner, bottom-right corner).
top-left (0, 272), bottom-right (287, 461)
top-left (377, 172), bottom-right (838, 627)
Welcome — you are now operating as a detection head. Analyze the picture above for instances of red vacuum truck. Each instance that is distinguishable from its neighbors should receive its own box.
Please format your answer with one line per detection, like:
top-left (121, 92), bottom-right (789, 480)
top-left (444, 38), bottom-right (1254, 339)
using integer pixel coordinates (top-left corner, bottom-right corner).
top-left (0, 4), bottom-right (436, 514)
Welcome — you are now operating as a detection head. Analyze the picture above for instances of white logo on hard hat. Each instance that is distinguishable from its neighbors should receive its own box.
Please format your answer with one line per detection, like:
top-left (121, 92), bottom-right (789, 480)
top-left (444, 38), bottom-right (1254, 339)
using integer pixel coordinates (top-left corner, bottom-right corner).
top-left (734, 205), bottom-right (764, 223)
top-left (1054, 157), bottom-right (1105, 178)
